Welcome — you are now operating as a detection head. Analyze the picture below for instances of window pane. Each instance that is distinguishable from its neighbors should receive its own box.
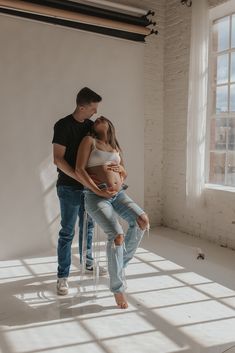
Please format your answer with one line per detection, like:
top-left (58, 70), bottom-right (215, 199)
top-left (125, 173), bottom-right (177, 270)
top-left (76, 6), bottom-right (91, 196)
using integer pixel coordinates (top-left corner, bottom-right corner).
top-left (213, 16), bottom-right (230, 52)
top-left (231, 52), bottom-right (235, 83)
top-left (216, 85), bottom-right (228, 113)
top-left (210, 118), bottom-right (227, 150)
top-left (227, 152), bottom-right (235, 186)
top-left (228, 118), bottom-right (235, 151)
top-left (230, 84), bottom-right (235, 111)
top-left (217, 54), bottom-right (229, 84)
top-left (232, 14), bottom-right (235, 48)
top-left (209, 152), bottom-right (226, 184)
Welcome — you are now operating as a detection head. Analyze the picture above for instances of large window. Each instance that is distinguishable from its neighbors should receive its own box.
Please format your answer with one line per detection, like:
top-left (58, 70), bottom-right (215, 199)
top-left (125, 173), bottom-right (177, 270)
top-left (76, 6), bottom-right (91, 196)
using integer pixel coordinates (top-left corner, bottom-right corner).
top-left (207, 4), bottom-right (235, 188)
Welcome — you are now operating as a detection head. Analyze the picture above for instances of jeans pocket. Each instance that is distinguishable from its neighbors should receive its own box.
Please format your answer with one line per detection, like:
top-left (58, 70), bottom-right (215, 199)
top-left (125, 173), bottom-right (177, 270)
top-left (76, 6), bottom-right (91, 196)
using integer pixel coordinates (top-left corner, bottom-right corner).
top-left (57, 186), bottom-right (82, 206)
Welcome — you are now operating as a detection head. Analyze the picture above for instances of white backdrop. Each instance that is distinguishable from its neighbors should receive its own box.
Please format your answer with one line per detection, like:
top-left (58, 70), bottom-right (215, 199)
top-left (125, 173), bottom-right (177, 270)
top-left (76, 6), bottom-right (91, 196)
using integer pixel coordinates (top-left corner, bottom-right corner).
top-left (0, 14), bottom-right (144, 260)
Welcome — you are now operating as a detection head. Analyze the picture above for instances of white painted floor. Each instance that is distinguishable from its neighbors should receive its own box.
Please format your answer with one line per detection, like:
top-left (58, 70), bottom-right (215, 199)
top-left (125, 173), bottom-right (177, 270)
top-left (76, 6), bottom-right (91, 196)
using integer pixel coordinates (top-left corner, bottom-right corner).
top-left (1, 226), bottom-right (235, 353)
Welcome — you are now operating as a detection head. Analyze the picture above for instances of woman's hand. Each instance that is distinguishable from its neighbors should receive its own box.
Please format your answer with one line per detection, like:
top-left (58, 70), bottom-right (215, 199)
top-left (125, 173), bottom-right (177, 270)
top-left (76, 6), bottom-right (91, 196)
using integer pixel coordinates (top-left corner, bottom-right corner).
top-left (107, 163), bottom-right (127, 183)
top-left (95, 188), bottom-right (117, 198)
top-left (107, 163), bottom-right (125, 174)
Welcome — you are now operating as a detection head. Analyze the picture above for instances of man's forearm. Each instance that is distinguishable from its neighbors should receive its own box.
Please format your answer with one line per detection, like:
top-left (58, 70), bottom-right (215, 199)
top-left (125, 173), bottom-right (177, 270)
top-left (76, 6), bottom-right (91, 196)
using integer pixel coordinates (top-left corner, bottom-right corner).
top-left (54, 158), bottom-right (78, 181)
top-left (75, 167), bottom-right (101, 194)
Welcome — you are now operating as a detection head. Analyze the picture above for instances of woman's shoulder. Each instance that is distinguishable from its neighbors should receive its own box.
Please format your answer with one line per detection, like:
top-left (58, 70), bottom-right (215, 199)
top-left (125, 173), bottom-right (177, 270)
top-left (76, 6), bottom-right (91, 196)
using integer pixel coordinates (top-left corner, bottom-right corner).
top-left (82, 135), bottom-right (96, 148)
top-left (82, 135), bottom-right (94, 142)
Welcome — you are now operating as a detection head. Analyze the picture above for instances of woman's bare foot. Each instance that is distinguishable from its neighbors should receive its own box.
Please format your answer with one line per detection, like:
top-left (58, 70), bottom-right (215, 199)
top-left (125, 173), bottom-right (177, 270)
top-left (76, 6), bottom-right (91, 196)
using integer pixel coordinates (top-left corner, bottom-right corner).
top-left (114, 292), bottom-right (128, 309)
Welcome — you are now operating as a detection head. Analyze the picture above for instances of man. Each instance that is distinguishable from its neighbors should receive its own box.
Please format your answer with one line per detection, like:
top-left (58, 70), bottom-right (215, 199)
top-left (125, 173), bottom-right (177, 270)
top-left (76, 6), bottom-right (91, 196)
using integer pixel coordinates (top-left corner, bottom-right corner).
top-left (52, 87), bottom-right (105, 295)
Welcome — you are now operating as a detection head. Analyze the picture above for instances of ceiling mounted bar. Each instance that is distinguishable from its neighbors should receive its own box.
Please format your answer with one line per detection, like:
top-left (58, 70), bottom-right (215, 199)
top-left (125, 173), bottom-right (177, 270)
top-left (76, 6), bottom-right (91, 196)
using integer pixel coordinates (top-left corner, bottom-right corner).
top-left (72, 0), bottom-right (147, 16)
top-left (0, 0), bottom-right (158, 42)
top-left (24, 0), bottom-right (151, 27)
top-left (0, 7), bottom-right (145, 42)
top-left (0, 0), bottom-right (150, 35)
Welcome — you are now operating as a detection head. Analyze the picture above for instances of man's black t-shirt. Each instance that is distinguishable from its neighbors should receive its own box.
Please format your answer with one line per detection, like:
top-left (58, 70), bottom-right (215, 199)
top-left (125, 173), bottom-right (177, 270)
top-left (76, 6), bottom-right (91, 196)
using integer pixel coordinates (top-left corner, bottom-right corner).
top-left (52, 114), bottom-right (94, 188)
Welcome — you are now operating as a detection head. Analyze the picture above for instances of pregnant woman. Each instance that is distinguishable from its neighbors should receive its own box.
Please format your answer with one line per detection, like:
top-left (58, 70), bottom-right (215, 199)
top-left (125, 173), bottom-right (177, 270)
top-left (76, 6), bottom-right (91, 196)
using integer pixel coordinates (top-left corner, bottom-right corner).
top-left (75, 116), bottom-right (149, 309)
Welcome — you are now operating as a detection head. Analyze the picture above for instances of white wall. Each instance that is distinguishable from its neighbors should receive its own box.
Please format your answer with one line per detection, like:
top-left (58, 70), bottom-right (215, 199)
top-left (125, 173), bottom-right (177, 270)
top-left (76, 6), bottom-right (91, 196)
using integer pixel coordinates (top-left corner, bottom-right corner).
top-left (0, 14), bottom-right (144, 259)
top-left (3, 0), bottom-right (231, 259)
top-left (163, 0), bottom-right (235, 249)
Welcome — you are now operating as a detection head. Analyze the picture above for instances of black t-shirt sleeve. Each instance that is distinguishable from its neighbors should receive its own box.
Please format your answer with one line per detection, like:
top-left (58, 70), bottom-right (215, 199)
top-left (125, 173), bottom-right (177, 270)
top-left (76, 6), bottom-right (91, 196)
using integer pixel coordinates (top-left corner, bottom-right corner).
top-left (52, 120), bottom-right (68, 146)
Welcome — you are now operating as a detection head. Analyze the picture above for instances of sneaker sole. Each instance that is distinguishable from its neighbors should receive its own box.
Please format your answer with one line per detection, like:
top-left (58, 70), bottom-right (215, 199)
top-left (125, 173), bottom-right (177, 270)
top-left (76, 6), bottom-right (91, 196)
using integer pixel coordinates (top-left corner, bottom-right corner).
top-left (57, 289), bottom-right (68, 295)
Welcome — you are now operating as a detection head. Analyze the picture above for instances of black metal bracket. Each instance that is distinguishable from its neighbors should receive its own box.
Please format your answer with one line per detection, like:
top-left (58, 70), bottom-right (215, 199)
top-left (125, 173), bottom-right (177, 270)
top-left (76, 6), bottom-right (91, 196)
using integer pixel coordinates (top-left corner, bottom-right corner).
top-left (181, 0), bottom-right (192, 7)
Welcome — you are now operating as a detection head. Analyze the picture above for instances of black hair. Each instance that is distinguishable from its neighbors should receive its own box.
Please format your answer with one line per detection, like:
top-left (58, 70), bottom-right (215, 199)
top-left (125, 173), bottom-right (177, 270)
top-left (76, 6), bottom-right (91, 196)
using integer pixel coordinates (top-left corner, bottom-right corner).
top-left (76, 87), bottom-right (102, 106)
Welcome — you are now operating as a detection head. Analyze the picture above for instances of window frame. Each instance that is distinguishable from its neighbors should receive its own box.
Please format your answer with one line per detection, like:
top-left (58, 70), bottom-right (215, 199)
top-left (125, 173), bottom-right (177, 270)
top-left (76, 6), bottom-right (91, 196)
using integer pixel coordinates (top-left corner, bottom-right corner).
top-left (205, 0), bottom-right (235, 192)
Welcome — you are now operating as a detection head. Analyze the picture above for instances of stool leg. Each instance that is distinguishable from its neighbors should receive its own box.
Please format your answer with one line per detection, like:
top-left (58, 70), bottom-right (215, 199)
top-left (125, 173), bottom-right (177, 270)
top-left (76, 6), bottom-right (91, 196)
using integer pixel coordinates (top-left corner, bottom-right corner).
top-left (79, 210), bottom-right (88, 294)
top-left (80, 210), bottom-right (109, 296)
top-left (93, 222), bottom-right (100, 296)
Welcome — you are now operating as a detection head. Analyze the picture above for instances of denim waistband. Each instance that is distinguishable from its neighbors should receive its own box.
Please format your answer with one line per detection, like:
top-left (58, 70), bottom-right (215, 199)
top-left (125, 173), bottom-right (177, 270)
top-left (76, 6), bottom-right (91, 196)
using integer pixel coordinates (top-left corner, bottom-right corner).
top-left (84, 183), bottom-right (128, 193)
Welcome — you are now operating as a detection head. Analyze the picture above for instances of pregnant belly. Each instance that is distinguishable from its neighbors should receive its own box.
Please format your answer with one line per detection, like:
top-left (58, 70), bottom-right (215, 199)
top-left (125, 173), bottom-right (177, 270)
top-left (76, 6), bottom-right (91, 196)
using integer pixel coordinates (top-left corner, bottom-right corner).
top-left (87, 165), bottom-right (123, 192)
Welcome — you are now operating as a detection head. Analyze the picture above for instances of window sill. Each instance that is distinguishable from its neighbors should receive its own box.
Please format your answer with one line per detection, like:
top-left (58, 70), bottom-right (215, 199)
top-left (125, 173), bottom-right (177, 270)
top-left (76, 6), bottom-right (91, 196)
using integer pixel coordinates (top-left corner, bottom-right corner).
top-left (205, 183), bottom-right (235, 193)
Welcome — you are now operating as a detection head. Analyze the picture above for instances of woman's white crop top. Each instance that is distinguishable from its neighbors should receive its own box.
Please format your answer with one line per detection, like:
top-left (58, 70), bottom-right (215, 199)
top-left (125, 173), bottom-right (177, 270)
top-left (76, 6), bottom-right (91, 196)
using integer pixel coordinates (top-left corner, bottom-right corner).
top-left (87, 139), bottom-right (121, 168)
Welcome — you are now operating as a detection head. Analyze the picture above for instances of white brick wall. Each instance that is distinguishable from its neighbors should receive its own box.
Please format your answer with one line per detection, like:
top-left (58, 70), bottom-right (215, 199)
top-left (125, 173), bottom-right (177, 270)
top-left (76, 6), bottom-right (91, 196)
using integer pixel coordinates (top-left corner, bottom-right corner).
top-left (115, 0), bottom-right (235, 249)
top-left (163, 0), bottom-right (191, 231)
top-left (114, 0), bottom-right (165, 226)
top-left (163, 0), bottom-right (235, 249)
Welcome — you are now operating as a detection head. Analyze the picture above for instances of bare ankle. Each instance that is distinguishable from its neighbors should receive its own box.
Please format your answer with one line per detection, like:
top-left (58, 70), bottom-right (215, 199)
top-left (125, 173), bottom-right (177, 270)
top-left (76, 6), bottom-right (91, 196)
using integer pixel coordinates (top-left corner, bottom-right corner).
top-left (114, 292), bottom-right (128, 309)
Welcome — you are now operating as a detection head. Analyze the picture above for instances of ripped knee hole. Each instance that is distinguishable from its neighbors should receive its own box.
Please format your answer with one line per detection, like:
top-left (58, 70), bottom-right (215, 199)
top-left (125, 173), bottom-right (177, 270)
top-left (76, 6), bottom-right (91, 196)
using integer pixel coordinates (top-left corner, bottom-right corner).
top-left (114, 234), bottom-right (124, 245)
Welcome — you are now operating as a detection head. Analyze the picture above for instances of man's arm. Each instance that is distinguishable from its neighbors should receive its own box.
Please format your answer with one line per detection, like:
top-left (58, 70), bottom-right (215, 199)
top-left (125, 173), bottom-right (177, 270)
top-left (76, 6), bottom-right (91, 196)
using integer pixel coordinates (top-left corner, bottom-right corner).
top-left (53, 143), bottom-right (78, 180)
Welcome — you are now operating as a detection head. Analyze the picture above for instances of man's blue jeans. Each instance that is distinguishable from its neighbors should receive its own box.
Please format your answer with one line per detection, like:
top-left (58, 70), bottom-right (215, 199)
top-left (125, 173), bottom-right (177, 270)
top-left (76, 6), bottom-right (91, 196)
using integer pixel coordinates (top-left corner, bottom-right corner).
top-left (57, 185), bottom-right (94, 278)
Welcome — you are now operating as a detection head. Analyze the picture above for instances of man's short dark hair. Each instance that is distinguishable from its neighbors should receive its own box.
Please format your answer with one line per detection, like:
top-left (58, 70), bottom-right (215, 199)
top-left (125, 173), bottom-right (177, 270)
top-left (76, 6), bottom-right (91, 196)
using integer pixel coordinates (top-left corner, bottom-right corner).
top-left (76, 87), bottom-right (102, 106)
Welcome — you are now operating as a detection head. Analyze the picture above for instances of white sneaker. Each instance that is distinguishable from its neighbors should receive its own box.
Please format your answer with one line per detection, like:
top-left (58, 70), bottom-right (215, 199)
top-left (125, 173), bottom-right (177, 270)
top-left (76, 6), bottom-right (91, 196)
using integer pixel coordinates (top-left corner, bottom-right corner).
top-left (57, 277), bottom-right (69, 295)
top-left (85, 265), bottom-right (107, 276)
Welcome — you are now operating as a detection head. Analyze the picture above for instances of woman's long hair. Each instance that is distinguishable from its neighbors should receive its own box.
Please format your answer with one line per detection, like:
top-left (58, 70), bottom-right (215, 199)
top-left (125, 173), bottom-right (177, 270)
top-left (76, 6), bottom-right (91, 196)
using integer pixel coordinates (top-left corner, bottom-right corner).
top-left (90, 116), bottom-right (122, 152)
